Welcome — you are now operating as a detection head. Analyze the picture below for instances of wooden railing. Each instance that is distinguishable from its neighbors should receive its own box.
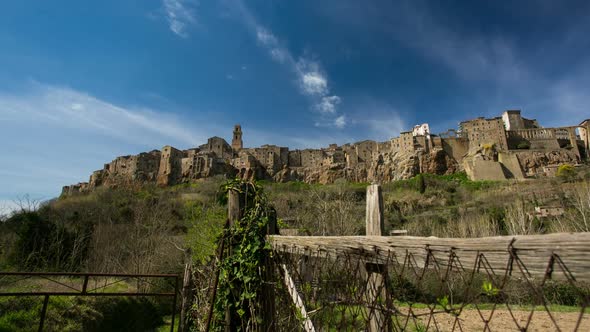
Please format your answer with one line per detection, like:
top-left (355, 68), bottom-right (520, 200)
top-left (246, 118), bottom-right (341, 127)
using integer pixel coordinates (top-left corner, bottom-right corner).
top-left (271, 233), bottom-right (590, 282)
top-left (269, 184), bottom-right (590, 331)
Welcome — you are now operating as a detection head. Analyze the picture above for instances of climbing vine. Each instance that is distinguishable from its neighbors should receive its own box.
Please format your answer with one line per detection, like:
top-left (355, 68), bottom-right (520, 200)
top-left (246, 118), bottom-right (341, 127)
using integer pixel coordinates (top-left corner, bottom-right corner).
top-left (211, 179), bottom-right (276, 331)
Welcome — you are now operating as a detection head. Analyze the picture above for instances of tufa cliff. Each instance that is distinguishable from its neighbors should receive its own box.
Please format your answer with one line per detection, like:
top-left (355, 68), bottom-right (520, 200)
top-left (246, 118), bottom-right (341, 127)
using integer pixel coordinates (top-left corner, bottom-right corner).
top-left (62, 111), bottom-right (590, 195)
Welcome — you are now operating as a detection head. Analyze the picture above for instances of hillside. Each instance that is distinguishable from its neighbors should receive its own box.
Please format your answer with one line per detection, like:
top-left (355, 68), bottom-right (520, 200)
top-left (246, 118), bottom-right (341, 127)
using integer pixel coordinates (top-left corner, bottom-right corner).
top-left (2, 167), bottom-right (590, 330)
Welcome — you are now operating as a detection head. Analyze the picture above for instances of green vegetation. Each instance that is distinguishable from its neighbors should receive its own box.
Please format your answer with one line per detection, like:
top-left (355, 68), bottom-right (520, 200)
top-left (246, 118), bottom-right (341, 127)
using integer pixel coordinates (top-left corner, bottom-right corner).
top-left (557, 164), bottom-right (576, 182)
top-left (2, 166), bottom-right (590, 329)
top-left (211, 179), bottom-right (276, 331)
top-left (517, 141), bottom-right (531, 149)
top-left (0, 296), bottom-right (165, 332)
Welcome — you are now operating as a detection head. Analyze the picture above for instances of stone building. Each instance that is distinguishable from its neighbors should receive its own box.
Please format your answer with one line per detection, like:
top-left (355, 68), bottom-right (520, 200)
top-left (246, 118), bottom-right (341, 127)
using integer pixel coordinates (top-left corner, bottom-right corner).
top-left (502, 110), bottom-right (540, 131)
top-left (157, 146), bottom-right (183, 186)
top-left (232, 124), bottom-right (243, 151)
top-left (459, 117), bottom-right (508, 150)
top-left (62, 111), bottom-right (590, 196)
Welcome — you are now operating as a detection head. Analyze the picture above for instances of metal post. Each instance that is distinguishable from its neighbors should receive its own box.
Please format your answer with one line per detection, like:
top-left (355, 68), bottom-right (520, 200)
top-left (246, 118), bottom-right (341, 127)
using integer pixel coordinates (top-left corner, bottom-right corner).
top-left (82, 275), bottom-right (89, 294)
top-left (171, 276), bottom-right (179, 332)
top-left (38, 294), bottom-right (49, 332)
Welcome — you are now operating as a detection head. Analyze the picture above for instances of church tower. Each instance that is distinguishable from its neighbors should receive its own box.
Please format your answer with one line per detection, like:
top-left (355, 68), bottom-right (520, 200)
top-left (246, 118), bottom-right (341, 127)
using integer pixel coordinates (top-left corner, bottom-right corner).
top-left (232, 124), bottom-right (243, 151)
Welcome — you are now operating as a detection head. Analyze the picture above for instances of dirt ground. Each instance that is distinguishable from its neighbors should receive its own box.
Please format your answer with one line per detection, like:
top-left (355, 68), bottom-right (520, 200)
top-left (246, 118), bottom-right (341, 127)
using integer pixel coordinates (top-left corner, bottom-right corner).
top-left (397, 308), bottom-right (589, 331)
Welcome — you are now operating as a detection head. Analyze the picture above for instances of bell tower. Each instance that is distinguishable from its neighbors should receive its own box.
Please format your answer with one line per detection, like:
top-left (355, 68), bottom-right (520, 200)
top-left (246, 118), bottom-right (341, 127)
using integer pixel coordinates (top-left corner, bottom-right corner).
top-left (232, 124), bottom-right (243, 151)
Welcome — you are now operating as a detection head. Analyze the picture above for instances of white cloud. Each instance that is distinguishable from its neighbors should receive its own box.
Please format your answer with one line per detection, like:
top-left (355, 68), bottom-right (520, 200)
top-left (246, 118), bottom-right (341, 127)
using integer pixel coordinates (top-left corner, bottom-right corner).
top-left (232, 1), bottom-right (346, 128)
top-left (300, 72), bottom-right (328, 96)
top-left (316, 95), bottom-right (341, 114)
top-left (163, 0), bottom-right (197, 38)
top-left (347, 99), bottom-right (406, 141)
top-left (270, 48), bottom-right (288, 63)
top-left (334, 115), bottom-right (347, 128)
top-left (256, 28), bottom-right (290, 64)
top-left (295, 59), bottom-right (329, 96)
top-left (0, 82), bottom-right (206, 147)
top-left (71, 103), bottom-right (84, 111)
top-left (363, 117), bottom-right (405, 140)
top-left (0, 82), bottom-right (235, 200)
top-left (256, 27), bottom-right (278, 46)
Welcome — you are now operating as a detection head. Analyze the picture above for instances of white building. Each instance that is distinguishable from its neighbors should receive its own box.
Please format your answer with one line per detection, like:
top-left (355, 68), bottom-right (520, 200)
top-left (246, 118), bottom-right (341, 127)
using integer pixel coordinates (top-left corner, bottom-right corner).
top-left (412, 123), bottom-right (430, 137)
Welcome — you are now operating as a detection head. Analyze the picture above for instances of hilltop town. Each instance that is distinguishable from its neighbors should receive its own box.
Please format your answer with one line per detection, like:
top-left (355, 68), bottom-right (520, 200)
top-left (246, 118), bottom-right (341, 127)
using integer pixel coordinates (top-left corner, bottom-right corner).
top-left (62, 110), bottom-right (590, 195)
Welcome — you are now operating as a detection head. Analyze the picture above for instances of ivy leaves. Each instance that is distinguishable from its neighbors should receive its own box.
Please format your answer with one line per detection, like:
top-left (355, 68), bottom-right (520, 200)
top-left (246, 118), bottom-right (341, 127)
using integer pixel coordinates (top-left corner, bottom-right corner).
top-left (212, 179), bottom-right (275, 331)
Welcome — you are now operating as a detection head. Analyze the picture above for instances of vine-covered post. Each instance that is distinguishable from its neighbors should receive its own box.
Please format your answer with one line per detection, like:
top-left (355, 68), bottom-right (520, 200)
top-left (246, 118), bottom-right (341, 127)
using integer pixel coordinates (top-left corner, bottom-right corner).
top-left (214, 180), bottom-right (277, 332)
top-left (261, 209), bottom-right (277, 332)
top-left (226, 189), bottom-right (244, 332)
top-left (365, 184), bottom-right (392, 331)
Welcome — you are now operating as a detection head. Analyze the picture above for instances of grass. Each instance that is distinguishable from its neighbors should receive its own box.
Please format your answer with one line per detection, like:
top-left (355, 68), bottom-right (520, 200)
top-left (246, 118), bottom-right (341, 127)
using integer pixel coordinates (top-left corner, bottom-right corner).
top-left (156, 315), bottom-right (179, 332)
top-left (0, 279), bottom-right (172, 332)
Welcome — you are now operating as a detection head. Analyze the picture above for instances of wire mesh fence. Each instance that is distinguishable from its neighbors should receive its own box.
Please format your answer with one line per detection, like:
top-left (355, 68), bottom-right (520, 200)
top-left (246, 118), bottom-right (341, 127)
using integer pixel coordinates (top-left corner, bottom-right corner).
top-left (0, 272), bottom-right (179, 331)
top-left (271, 235), bottom-right (590, 331)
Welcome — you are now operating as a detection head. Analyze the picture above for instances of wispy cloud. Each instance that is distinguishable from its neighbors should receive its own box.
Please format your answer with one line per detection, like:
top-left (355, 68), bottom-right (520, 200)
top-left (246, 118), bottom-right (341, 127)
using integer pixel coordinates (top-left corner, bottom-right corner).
top-left (346, 99), bottom-right (407, 141)
top-left (163, 0), bottom-right (197, 38)
top-left (0, 82), bottom-right (209, 147)
top-left (316, 96), bottom-right (341, 114)
top-left (231, 1), bottom-right (346, 128)
top-left (361, 116), bottom-right (405, 141)
top-left (0, 81), bottom-right (230, 200)
top-left (316, 0), bottom-right (590, 127)
top-left (334, 115), bottom-right (347, 129)
top-left (296, 59), bottom-right (329, 96)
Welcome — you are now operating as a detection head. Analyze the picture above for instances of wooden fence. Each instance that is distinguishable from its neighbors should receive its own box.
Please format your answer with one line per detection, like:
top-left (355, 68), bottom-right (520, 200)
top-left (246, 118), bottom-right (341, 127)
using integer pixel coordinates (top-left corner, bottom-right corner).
top-left (269, 184), bottom-right (590, 331)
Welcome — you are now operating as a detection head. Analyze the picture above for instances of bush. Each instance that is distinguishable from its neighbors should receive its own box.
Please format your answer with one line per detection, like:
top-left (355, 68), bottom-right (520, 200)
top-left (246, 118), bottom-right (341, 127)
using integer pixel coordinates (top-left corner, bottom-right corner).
top-left (0, 296), bottom-right (164, 332)
top-left (556, 164), bottom-right (576, 182)
top-left (517, 141), bottom-right (530, 149)
top-left (4, 211), bottom-right (90, 271)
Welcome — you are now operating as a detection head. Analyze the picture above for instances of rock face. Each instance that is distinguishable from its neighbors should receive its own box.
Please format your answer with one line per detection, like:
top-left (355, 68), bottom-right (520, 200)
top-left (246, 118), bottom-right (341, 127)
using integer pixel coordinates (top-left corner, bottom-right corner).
top-left (515, 150), bottom-right (580, 177)
top-left (62, 136), bottom-right (462, 195)
top-left (62, 110), bottom-right (590, 195)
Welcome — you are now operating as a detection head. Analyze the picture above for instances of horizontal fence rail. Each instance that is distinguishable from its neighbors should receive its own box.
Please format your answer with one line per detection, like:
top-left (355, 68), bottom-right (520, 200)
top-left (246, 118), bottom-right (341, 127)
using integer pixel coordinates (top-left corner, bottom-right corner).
top-left (270, 233), bottom-right (590, 282)
top-left (0, 272), bottom-right (180, 332)
top-left (270, 233), bottom-right (590, 331)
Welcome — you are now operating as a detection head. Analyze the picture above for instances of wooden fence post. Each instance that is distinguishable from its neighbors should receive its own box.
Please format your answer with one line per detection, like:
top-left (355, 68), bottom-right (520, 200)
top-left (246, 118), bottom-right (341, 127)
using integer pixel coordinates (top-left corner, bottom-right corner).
top-left (261, 210), bottom-right (277, 332)
top-left (226, 187), bottom-right (276, 332)
top-left (179, 249), bottom-right (193, 332)
top-left (365, 184), bottom-right (391, 331)
top-left (366, 184), bottom-right (384, 236)
top-left (226, 189), bottom-right (244, 332)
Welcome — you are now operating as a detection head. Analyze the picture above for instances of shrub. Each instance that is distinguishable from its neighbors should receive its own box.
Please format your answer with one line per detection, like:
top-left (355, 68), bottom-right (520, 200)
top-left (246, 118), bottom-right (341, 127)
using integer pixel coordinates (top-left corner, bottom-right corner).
top-left (556, 164), bottom-right (576, 182)
top-left (516, 141), bottom-right (530, 149)
top-left (482, 143), bottom-right (495, 150)
top-left (0, 296), bottom-right (164, 332)
top-left (5, 211), bottom-right (89, 271)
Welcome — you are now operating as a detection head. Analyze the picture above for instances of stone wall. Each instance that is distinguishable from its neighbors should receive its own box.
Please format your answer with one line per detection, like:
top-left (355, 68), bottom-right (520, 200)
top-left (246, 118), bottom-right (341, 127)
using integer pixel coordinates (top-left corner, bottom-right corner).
top-left (498, 152), bottom-right (525, 179)
top-left (441, 137), bottom-right (469, 163)
top-left (157, 146), bottom-right (184, 186)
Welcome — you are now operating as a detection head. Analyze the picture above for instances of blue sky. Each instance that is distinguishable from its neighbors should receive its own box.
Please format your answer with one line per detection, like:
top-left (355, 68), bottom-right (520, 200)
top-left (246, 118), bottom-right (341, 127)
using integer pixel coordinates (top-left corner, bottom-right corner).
top-left (1, 0), bottom-right (590, 209)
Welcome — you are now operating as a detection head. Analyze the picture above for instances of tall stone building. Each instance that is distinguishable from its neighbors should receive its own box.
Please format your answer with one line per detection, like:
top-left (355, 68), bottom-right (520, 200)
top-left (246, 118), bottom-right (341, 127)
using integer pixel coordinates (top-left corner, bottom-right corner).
top-left (232, 125), bottom-right (243, 151)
